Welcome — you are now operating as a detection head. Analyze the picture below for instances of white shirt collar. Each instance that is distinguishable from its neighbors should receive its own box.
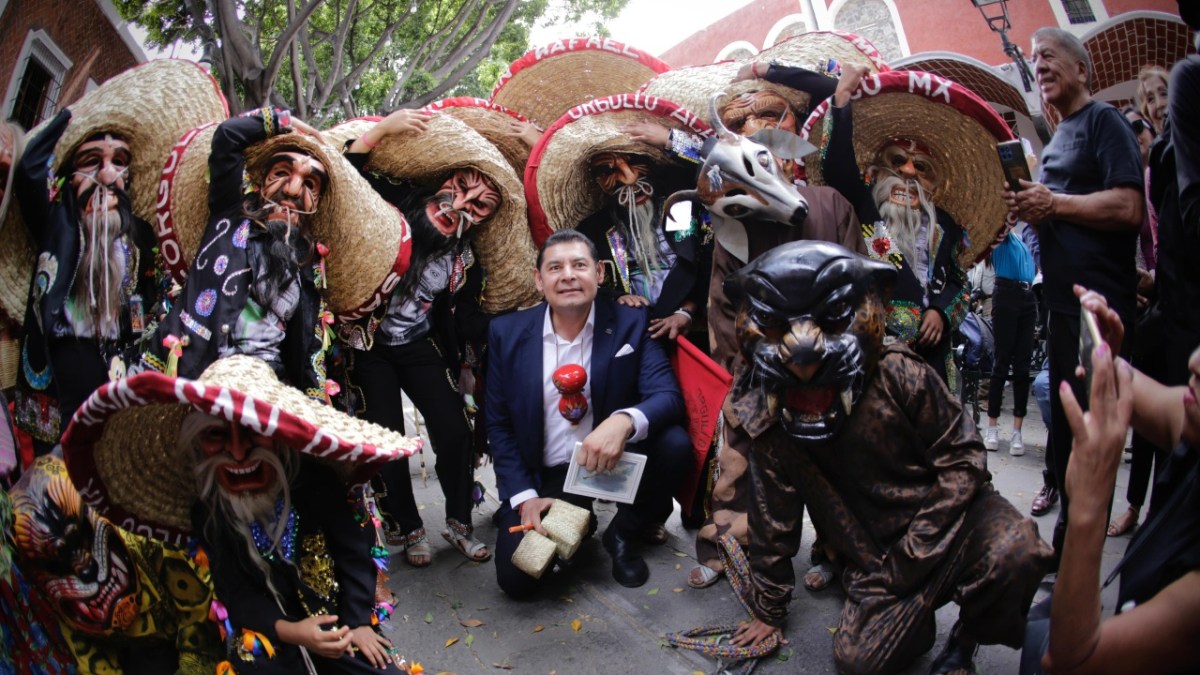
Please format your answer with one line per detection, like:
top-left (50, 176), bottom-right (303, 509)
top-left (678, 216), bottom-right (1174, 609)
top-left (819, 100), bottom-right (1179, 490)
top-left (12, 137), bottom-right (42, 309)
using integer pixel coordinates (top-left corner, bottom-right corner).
top-left (542, 303), bottom-right (596, 342)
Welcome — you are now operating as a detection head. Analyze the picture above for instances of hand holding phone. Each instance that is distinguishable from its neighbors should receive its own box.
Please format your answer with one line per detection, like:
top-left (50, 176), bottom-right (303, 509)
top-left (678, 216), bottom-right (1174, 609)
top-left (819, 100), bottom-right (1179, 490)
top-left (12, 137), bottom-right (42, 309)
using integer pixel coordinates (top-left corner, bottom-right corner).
top-left (996, 139), bottom-right (1032, 192)
top-left (1078, 307), bottom-right (1104, 406)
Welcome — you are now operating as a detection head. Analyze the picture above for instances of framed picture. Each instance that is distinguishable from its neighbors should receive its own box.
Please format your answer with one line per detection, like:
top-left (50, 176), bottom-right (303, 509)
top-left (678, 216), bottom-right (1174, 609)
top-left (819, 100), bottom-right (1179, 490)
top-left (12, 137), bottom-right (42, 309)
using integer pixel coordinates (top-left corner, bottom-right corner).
top-left (563, 442), bottom-right (647, 504)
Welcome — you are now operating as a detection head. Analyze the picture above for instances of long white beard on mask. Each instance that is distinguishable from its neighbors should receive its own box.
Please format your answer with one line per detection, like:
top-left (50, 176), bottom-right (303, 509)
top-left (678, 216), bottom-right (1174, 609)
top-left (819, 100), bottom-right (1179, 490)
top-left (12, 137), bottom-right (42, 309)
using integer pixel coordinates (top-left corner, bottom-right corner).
top-left (613, 185), bottom-right (662, 277)
top-left (872, 173), bottom-right (938, 269)
top-left (67, 198), bottom-right (127, 340)
top-left (193, 440), bottom-right (295, 605)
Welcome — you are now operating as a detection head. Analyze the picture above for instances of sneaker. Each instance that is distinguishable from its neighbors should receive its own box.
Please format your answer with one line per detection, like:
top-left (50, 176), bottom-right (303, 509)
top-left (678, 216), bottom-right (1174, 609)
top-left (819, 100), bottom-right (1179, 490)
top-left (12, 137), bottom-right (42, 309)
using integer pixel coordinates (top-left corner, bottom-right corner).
top-left (1010, 430), bottom-right (1025, 456)
top-left (983, 425), bottom-right (999, 451)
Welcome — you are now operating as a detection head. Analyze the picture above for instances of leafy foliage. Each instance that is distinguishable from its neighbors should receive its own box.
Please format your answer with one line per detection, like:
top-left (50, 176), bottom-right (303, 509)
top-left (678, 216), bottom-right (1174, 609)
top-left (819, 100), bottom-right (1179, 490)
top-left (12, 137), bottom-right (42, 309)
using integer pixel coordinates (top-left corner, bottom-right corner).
top-left (115, 0), bottom-right (629, 122)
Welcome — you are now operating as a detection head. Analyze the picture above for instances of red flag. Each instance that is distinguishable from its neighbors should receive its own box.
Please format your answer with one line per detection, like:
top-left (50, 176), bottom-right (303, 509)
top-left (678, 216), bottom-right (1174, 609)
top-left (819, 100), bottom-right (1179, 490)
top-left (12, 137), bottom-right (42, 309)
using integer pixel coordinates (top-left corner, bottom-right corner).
top-left (668, 336), bottom-right (732, 516)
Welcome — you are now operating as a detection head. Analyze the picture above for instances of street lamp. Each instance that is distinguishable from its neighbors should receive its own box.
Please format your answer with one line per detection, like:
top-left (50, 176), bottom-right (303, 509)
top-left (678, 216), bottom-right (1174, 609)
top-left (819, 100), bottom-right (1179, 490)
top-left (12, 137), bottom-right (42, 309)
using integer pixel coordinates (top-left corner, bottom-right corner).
top-left (970, 0), bottom-right (1035, 92)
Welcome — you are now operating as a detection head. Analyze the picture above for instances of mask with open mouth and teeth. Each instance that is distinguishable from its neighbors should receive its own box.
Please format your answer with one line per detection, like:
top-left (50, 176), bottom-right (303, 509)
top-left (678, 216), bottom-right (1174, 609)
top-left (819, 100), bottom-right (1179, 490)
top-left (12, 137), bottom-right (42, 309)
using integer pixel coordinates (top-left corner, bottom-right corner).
top-left (11, 456), bottom-right (141, 635)
top-left (725, 241), bottom-right (896, 442)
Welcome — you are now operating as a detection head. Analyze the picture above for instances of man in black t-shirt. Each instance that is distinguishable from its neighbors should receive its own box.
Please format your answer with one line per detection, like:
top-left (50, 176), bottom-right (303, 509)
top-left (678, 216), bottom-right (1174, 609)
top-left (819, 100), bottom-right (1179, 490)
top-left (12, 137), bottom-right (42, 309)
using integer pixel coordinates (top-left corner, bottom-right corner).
top-left (1004, 27), bottom-right (1144, 567)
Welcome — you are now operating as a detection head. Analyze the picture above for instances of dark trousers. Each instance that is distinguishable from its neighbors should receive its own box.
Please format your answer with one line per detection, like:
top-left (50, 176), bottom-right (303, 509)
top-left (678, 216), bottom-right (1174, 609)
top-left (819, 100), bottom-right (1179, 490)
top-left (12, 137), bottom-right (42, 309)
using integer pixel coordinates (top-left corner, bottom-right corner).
top-left (914, 329), bottom-right (952, 384)
top-left (1127, 308), bottom-right (1168, 509)
top-left (1047, 309), bottom-right (1132, 563)
top-left (47, 337), bottom-right (110, 434)
top-left (494, 425), bottom-right (692, 599)
top-left (988, 281), bottom-right (1038, 419)
top-left (350, 337), bottom-right (474, 532)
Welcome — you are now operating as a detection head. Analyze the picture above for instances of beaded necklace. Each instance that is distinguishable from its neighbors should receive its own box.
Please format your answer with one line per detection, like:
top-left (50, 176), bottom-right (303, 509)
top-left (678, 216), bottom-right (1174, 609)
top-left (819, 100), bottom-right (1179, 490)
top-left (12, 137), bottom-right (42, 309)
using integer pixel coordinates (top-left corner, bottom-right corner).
top-left (249, 499), bottom-right (299, 563)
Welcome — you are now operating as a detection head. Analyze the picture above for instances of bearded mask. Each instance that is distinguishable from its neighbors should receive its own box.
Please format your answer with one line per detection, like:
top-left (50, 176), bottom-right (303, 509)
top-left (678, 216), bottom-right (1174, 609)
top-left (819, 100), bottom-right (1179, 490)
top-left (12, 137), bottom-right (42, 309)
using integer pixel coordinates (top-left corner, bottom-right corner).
top-left (725, 241), bottom-right (896, 442)
top-left (11, 456), bottom-right (141, 636)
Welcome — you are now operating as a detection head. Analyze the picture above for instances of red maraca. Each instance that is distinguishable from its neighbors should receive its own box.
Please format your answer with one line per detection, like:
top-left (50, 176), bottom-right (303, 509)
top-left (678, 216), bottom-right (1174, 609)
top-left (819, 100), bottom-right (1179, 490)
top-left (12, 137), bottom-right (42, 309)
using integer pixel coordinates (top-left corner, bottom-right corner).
top-left (552, 364), bottom-right (588, 425)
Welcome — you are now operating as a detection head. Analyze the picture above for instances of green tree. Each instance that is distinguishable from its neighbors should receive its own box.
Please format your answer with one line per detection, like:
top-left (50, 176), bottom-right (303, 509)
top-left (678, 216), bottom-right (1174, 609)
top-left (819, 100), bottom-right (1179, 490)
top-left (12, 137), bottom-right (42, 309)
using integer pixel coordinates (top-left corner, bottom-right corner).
top-left (117, 0), bottom-right (629, 122)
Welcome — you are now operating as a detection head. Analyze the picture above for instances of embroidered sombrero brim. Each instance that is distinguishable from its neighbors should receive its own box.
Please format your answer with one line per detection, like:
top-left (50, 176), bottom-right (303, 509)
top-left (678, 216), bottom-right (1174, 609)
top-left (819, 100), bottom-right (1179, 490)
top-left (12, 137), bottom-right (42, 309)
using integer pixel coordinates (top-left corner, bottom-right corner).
top-left (422, 97), bottom-right (534, 176)
top-left (801, 70), bottom-right (1014, 267)
top-left (62, 354), bottom-right (422, 545)
top-left (0, 59), bottom-right (227, 327)
top-left (158, 124), bottom-right (413, 321)
top-left (364, 113), bottom-right (539, 313)
top-left (490, 37), bottom-right (670, 130)
top-left (639, 31), bottom-right (889, 130)
top-left (525, 96), bottom-right (712, 247)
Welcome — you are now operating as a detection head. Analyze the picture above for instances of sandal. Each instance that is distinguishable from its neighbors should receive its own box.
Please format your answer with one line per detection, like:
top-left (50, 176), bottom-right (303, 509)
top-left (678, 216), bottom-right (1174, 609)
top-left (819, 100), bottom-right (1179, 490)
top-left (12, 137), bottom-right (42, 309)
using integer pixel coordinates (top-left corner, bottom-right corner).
top-left (398, 528), bottom-right (431, 568)
top-left (442, 518), bottom-right (491, 562)
top-left (687, 564), bottom-right (722, 589)
top-left (1107, 507), bottom-right (1140, 537)
top-left (804, 561), bottom-right (836, 591)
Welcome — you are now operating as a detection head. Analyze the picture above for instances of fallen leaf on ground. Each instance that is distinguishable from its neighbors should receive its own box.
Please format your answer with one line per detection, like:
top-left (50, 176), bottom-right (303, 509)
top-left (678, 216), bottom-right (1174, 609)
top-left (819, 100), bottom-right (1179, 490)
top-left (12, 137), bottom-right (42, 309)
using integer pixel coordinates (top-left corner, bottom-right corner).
top-left (673, 588), bottom-right (684, 593)
top-left (465, 633), bottom-right (475, 647)
top-left (444, 637), bottom-right (459, 648)
top-left (436, 592), bottom-right (447, 598)
top-left (460, 619), bottom-right (484, 628)
top-left (424, 612), bottom-right (433, 624)
top-left (674, 563), bottom-right (681, 570)
top-left (673, 551), bottom-right (688, 557)
top-left (492, 664), bottom-right (513, 670)
top-left (532, 625), bottom-right (544, 633)
top-left (646, 588), bottom-right (658, 596)
top-left (570, 619), bottom-right (582, 632)
top-left (826, 626), bottom-right (838, 634)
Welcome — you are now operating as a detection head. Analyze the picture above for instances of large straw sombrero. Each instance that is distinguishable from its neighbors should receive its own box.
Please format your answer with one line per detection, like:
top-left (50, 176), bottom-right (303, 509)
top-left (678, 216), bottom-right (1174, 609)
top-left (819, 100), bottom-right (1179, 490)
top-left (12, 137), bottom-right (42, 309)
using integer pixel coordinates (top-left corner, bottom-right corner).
top-left (525, 95), bottom-right (713, 247)
top-left (156, 122), bottom-right (413, 321)
top-left (490, 37), bottom-right (670, 130)
top-left (62, 354), bottom-right (421, 545)
top-left (639, 31), bottom-right (889, 127)
top-left (0, 59), bottom-right (227, 326)
top-left (363, 113), bottom-right (538, 312)
top-left (800, 70), bottom-right (1014, 267)
top-left (421, 97), bottom-right (534, 175)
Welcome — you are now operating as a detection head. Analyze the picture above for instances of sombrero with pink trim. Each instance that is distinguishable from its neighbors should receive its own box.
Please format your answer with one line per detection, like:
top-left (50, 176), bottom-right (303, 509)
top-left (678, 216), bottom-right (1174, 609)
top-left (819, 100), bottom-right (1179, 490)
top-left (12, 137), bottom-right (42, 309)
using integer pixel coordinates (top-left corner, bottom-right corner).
top-left (0, 59), bottom-right (227, 326)
top-left (801, 70), bottom-right (1015, 267)
top-left (639, 31), bottom-right (889, 126)
top-left (62, 354), bottom-right (422, 545)
top-left (490, 37), bottom-right (670, 130)
top-left (156, 120), bottom-right (414, 322)
top-left (525, 94), bottom-right (713, 247)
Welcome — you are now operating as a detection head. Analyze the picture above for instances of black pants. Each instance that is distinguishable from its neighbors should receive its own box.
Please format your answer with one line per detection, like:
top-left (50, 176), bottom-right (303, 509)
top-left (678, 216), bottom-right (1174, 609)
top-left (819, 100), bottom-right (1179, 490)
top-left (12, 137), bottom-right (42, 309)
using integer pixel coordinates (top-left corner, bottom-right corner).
top-left (494, 425), bottom-right (692, 599)
top-left (1047, 309), bottom-right (1132, 564)
top-left (47, 337), bottom-right (110, 435)
top-left (350, 337), bottom-right (474, 533)
top-left (914, 327), bottom-right (952, 384)
top-left (988, 280), bottom-right (1038, 419)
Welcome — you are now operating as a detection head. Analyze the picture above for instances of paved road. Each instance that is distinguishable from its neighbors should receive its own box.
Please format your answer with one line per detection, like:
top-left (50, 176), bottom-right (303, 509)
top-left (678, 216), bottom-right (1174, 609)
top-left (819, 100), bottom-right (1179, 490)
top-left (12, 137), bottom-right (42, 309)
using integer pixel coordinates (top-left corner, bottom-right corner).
top-left (380, 385), bottom-right (1132, 674)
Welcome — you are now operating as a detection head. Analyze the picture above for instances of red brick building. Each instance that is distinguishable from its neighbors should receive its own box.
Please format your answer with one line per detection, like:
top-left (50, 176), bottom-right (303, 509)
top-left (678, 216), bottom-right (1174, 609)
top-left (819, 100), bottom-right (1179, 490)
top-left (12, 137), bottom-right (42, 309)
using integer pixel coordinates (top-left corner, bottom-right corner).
top-left (0, 0), bottom-right (145, 131)
top-left (658, 0), bottom-right (1192, 146)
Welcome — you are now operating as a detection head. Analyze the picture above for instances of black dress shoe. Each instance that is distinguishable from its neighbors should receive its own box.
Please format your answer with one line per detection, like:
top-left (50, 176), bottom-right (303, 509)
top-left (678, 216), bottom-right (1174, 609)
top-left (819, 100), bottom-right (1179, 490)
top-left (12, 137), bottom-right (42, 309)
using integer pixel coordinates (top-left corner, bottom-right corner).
top-left (1031, 484), bottom-right (1059, 517)
top-left (928, 621), bottom-right (978, 674)
top-left (602, 526), bottom-right (649, 587)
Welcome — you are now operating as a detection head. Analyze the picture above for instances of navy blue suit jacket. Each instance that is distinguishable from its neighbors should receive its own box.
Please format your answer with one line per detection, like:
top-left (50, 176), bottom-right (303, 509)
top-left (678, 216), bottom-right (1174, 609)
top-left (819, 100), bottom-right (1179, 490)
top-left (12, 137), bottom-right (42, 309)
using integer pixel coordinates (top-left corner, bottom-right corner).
top-left (485, 296), bottom-right (684, 503)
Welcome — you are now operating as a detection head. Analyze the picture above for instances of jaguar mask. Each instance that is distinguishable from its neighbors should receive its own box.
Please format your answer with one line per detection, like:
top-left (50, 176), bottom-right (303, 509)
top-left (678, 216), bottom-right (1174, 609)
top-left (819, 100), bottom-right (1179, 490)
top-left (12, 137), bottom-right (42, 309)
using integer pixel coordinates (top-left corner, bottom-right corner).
top-left (11, 455), bottom-right (141, 635)
top-left (725, 241), bottom-right (896, 442)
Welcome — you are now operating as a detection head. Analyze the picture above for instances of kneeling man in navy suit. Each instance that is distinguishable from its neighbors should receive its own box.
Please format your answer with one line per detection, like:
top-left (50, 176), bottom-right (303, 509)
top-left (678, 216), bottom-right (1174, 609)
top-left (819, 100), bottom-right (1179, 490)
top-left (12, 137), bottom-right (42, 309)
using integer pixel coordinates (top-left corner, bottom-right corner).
top-left (486, 229), bottom-right (692, 596)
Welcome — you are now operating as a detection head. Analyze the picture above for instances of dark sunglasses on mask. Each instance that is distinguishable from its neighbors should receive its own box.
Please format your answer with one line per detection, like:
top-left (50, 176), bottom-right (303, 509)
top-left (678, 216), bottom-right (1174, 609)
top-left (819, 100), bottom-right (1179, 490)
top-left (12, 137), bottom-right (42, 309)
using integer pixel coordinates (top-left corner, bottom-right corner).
top-left (1129, 118), bottom-right (1153, 136)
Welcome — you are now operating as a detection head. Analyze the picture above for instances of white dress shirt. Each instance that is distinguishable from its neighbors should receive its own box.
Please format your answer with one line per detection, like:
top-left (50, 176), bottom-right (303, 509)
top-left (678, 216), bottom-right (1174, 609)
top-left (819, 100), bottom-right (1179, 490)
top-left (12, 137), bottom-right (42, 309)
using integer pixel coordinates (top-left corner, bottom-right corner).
top-left (508, 303), bottom-right (649, 509)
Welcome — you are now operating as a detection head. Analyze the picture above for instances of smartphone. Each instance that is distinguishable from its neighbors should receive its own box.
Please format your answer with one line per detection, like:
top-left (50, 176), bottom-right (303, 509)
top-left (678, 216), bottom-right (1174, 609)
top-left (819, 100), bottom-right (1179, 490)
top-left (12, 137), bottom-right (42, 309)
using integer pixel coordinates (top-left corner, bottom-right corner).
top-left (996, 139), bottom-right (1032, 192)
top-left (1078, 307), bottom-right (1103, 406)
